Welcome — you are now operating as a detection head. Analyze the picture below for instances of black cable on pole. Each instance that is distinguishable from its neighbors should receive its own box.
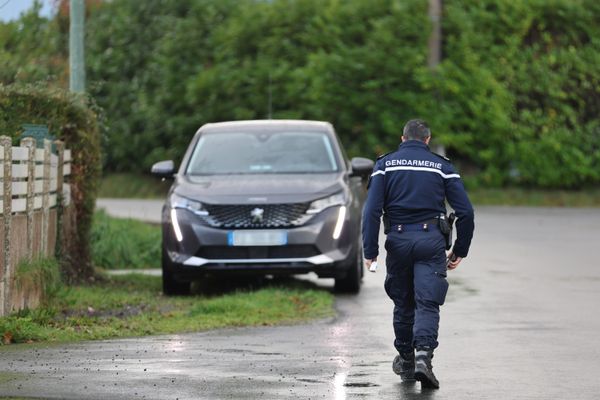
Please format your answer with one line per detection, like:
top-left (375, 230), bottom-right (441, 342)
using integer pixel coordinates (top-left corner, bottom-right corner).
top-left (0, 0), bottom-right (12, 10)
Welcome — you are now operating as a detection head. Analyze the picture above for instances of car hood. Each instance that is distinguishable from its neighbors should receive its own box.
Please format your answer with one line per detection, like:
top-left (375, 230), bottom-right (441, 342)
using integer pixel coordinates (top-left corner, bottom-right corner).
top-left (173, 173), bottom-right (345, 204)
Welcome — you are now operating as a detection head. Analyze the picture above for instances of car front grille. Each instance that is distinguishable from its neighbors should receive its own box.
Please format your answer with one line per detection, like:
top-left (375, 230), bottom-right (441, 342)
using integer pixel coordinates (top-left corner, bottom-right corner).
top-left (198, 203), bottom-right (311, 228)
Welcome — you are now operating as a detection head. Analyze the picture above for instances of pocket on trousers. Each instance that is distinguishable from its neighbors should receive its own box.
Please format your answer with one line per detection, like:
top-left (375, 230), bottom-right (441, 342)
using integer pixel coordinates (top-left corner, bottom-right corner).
top-left (384, 274), bottom-right (393, 298)
top-left (433, 271), bottom-right (449, 305)
top-left (384, 274), bottom-right (401, 300)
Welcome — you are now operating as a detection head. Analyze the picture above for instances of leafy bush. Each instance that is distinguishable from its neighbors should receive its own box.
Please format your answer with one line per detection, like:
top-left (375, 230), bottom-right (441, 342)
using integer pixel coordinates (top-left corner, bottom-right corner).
top-left (2, 0), bottom-right (599, 188)
top-left (0, 3), bottom-right (67, 86)
top-left (0, 84), bottom-right (102, 282)
top-left (85, 0), bottom-right (240, 171)
top-left (440, 0), bottom-right (600, 188)
top-left (83, 0), bottom-right (599, 188)
top-left (90, 210), bottom-right (161, 270)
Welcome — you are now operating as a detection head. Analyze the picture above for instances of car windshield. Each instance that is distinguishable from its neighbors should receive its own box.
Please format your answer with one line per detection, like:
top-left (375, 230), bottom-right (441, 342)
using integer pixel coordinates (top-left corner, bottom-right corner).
top-left (186, 131), bottom-right (339, 175)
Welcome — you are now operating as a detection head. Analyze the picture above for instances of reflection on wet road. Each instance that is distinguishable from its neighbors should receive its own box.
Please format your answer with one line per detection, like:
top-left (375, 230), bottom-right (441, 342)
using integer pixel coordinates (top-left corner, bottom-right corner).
top-left (1, 207), bottom-right (600, 399)
top-left (333, 372), bottom-right (346, 400)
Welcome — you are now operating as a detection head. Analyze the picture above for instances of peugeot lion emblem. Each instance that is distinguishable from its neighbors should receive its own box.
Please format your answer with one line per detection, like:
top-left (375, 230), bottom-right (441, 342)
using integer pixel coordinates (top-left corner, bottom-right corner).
top-left (250, 208), bottom-right (264, 223)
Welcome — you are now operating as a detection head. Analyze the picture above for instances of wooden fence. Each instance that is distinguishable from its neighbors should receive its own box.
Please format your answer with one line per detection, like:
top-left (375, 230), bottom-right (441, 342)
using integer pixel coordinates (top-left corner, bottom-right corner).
top-left (0, 135), bottom-right (72, 316)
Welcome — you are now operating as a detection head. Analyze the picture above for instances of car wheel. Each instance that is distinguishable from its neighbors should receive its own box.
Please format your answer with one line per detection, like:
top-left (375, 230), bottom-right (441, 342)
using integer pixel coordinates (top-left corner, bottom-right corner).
top-left (162, 247), bottom-right (191, 296)
top-left (334, 238), bottom-right (362, 294)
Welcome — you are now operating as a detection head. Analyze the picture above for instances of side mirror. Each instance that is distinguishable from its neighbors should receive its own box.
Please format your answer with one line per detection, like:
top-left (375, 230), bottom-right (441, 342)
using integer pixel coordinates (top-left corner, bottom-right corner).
top-left (350, 157), bottom-right (374, 178)
top-left (151, 160), bottom-right (175, 178)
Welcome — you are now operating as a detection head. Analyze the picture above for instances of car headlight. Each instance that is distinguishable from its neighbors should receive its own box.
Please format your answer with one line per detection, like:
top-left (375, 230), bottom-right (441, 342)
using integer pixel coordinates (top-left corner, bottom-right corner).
top-left (171, 193), bottom-right (208, 216)
top-left (306, 191), bottom-right (346, 215)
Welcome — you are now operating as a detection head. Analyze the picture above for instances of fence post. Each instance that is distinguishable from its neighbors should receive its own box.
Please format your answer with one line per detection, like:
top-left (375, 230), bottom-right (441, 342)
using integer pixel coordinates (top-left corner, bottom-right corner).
top-left (54, 141), bottom-right (64, 259)
top-left (41, 139), bottom-right (51, 256)
top-left (1, 136), bottom-right (13, 316)
top-left (20, 137), bottom-right (36, 260)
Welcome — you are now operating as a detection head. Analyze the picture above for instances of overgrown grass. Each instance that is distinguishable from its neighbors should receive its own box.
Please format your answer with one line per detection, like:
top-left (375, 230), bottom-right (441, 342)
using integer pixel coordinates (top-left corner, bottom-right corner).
top-left (99, 173), bottom-right (169, 199)
top-left (14, 258), bottom-right (61, 304)
top-left (0, 274), bottom-right (334, 345)
top-left (90, 210), bottom-right (161, 269)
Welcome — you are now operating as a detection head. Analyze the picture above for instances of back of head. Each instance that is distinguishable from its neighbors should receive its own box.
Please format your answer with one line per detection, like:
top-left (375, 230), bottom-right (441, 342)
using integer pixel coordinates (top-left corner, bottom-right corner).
top-left (403, 119), bottom-right (431, 142)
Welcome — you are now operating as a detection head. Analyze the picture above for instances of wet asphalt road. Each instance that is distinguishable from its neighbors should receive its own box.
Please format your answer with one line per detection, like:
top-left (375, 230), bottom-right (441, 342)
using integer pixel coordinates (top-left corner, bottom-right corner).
top-left (1, 206), bottom-right (600, 399)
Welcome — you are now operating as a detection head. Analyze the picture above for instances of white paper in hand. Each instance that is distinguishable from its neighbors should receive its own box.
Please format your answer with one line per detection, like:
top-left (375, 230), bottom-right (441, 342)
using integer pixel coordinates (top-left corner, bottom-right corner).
top-left (369, 261), bottom-right (378, 273)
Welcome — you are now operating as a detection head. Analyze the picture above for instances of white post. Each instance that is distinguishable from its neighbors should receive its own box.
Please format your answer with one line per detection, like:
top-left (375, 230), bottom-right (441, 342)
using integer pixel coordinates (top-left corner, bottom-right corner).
top-left (55, 141), bottom-right (64, 206)
top-left (21, 137), bottom-right (36, 260)
top-left (41, 139), bottom-right (51, 256)
top-left (1, 136), bottom-right (13, 316)
top-left (55, 141), bottom-right (65, 258)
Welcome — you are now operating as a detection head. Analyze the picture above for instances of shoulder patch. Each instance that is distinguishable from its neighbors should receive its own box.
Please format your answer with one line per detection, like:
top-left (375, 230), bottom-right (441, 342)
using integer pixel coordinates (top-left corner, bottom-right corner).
top-left (432, 152), bottom-right (450, 162)
top-left (376, 151), bottom-right (393, 160)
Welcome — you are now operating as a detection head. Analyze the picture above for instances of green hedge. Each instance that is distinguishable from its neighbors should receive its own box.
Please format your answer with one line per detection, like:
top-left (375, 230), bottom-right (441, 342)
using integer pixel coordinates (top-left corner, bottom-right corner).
top-left (82, 0), bottom-right (599, 188)
top-left (85, 0), bottom-right (431, 170)
top-left (0, 84), bottom-right (102, 282)
top-left (439, 0), bottom-right (600, 188)
top-left (2, 0), bottom-right (599, 188)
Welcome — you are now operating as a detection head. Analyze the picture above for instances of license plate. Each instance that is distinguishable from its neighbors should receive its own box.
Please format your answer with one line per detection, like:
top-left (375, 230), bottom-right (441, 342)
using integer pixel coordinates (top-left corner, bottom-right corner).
top-left (228, 230), bottom-right (287, 246)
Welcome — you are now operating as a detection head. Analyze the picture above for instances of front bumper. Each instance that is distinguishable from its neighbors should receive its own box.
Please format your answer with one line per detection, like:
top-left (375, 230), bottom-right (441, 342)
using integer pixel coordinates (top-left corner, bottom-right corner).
top-left (163, 205), bottom-right (356, 277)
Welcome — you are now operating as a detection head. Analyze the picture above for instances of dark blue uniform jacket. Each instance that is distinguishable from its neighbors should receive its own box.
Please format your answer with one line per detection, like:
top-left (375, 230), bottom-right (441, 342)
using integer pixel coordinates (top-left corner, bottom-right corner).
top-left (362, 140), bottom-right (474, 259)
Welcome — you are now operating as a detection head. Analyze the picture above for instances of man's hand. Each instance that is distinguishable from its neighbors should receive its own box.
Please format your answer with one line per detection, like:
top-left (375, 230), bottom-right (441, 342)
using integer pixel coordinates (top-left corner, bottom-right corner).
top-left (365, 258), bottom-right (377, 271)
top-left (446, 252), bottom-right (462, 270)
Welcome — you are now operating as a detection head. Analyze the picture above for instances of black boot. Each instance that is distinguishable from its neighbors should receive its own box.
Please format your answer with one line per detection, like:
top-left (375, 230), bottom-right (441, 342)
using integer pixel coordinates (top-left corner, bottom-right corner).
top-left (414, 348), bottom-right (439, 389)
top-left (392, 351), bottom-right (415, 381)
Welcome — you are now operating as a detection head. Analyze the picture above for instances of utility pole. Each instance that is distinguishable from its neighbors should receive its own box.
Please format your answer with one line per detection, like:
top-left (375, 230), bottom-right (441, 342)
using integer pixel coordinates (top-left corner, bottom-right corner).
top-left (428, 0), bottom-right (442, 70)
top-left (267, 72), bottom-right (273, 119)
top-left (428, 0), bottom-right (445, 156)
top-left (69, 0), bottom-right (85, 93)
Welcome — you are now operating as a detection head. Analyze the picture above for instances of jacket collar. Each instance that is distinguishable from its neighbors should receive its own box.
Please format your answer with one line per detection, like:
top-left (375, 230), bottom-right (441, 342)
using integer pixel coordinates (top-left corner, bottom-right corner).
top-left (398, 140), bottom-right (430, 151)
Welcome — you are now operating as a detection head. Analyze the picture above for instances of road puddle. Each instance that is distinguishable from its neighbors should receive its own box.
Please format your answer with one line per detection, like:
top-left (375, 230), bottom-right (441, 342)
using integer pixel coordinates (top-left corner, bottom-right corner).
top-left (344, 382), bottom-right (379, 388)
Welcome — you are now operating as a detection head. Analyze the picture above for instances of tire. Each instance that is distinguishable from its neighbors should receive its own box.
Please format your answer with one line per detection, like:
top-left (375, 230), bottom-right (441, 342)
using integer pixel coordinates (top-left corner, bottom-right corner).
top-left (162, 247), bottom-right (191, 296)
top-left (334, 238), bottom-right (363, 294)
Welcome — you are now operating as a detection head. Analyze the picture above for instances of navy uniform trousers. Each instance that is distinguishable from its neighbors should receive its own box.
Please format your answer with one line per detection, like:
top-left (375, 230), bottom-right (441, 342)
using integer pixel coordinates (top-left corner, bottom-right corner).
top-left (384, 224), bottom-right (449, 353)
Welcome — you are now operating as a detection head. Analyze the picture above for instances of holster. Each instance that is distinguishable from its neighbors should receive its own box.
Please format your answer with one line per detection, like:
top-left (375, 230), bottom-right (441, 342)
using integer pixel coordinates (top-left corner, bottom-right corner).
top-left (438, 213), bottom-right (455, 250)
top-left (383, 212), bottom-right (391, 234)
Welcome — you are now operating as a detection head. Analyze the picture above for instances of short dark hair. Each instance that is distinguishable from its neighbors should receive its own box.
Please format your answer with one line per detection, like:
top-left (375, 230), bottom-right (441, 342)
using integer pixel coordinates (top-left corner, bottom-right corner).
top-left (403, 119), bottom-right (431, 141)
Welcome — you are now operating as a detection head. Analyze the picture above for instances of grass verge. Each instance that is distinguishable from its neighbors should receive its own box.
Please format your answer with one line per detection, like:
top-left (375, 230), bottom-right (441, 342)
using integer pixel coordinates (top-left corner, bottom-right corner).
top-left (90, 210), bottom-right (161, 269)
top-left (99, 173), bottom-right (169, 199)
top-left (0, 274), bottom-right (334, 345)
top-left (468, 187), bottom-right (600, 207)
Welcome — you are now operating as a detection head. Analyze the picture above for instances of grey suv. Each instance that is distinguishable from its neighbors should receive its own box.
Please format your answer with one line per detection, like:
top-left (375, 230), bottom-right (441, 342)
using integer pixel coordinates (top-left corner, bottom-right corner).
top-left (151, 120), bottom-right (373, 295)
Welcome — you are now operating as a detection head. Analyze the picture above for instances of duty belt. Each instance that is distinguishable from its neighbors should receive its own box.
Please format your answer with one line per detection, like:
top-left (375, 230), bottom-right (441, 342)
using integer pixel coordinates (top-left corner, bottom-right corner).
top-left (391, 218), bottom-right (440, 232)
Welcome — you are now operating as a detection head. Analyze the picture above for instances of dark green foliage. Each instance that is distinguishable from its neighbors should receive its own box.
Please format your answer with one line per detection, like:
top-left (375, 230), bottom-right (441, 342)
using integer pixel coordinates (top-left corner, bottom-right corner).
top-left (0, 84), bottom-right (102, 282)
top-left (86, 0), bottom-right (432, 169)
top-left (85, 0), bottom-right (240, 170)
top-left (2, 0), bottom-right (599, 188)
top-left (90, 210), bottom-right (161, 270)
top-left (441, 0), bottom-right (600, 187)
top-left (0, 2), bottom-right (67, 86)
